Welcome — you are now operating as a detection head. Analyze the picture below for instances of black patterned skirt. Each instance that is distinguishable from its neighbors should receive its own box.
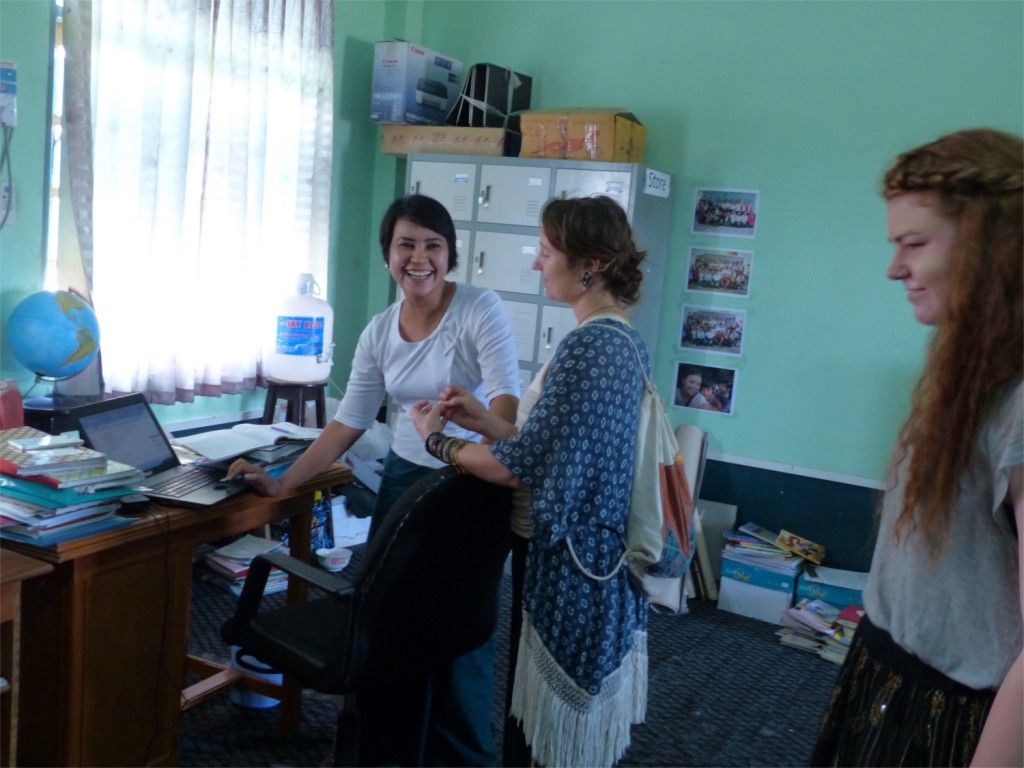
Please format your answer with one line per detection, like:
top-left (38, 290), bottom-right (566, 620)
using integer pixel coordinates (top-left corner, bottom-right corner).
top-left (811, 614), bottom-right (996, 767)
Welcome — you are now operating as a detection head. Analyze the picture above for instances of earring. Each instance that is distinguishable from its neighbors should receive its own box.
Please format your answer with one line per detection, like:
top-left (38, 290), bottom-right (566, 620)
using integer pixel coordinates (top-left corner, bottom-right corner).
top-left (581, 271), bottom-right (593, 288)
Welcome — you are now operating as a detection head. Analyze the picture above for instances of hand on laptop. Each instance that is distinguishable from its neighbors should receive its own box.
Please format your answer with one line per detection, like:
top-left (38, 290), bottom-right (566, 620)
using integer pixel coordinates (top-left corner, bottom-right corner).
top-left (224, 459), bottom-right (281, 496)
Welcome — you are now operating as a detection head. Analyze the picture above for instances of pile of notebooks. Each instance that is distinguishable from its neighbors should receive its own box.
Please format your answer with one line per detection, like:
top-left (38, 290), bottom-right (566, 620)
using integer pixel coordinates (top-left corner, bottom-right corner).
top-left (777, 598), bottom-right (864, 665)
top-left (0, 426), bottom-right (145, 542)
top-left (201, 534), bottom-right (289, 596)
top-left (721, 523), bottom-right (807, 575)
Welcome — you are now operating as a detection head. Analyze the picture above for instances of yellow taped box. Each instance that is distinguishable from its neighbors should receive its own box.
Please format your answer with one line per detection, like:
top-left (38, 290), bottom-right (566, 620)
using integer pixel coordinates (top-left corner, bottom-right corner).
top-left (519, 108), bottom-right (646, 163)
top-left (380, 124), bottom-right (515, 156)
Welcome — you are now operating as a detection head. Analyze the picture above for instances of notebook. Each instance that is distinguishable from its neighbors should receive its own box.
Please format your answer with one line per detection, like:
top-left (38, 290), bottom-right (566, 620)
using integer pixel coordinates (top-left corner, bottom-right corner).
top-left (71, 393), bottom-right (248, 508)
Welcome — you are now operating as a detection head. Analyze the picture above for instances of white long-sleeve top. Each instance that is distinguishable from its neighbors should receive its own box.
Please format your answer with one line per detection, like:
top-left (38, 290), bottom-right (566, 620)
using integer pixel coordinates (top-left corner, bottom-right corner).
top-left (334, 283), bottom-right (520, 467)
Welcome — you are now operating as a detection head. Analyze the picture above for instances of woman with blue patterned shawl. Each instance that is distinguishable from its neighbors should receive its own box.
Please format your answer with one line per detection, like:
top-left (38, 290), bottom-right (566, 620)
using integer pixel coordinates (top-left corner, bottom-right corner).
top-left (412, 195), bottom-right (651, 767)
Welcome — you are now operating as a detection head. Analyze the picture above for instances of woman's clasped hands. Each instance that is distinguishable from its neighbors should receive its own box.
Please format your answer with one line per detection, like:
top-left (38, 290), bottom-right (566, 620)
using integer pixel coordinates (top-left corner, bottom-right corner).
top-left (412, 385), bottom-right (515, 443)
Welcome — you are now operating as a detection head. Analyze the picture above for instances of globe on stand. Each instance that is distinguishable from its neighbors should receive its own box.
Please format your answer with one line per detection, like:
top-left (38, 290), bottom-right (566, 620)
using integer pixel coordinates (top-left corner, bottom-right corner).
top-left (6, 290), bottom-right (101, 380)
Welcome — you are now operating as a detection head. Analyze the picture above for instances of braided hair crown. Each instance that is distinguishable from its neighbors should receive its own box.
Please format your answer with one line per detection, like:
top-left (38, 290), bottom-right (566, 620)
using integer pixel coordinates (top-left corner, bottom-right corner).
top-left (883, 128), bottom-right (1023, 201)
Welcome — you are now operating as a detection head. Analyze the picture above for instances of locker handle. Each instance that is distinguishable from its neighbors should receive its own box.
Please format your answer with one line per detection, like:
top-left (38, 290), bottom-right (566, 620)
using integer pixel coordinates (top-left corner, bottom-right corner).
top-left (410, 181), bottom-right (421, 194)
top-left (477, 251), bottom-right (485, 275)
top-left (545, 327), bottom-right (553, 348)
top-left (478, 185), bottom-right (491, 207)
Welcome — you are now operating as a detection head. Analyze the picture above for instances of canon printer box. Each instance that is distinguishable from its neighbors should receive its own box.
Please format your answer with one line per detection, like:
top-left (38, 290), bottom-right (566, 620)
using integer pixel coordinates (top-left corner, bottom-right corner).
top-left (370, 40), bottom-right (464, 125)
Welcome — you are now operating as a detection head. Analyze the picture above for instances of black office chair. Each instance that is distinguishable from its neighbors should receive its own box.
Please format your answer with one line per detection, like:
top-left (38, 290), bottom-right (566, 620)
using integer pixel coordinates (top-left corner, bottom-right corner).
top-left (220, 466), bottom-right (512, 695)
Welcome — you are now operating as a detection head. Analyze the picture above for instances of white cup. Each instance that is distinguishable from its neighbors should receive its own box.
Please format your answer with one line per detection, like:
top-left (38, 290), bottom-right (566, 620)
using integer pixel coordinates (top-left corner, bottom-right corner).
top-left (315, 546), bottom-right (352, 572)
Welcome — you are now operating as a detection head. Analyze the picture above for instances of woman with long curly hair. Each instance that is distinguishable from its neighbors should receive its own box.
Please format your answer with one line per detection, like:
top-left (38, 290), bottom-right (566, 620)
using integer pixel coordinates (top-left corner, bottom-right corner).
top-left (812, 128), bottom-right (1023, 767)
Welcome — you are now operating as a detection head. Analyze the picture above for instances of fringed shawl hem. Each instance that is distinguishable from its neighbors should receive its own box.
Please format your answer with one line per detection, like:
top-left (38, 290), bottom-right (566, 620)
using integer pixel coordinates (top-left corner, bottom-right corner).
top-left (510, 612), bottom-right (648, 767)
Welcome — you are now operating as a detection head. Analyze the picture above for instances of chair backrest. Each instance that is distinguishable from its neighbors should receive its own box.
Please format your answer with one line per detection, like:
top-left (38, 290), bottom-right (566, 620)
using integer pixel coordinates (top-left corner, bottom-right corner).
top-left (223, 466), bottom-right (512, 694)
top-left (343, 466), bottom-right (512, 686)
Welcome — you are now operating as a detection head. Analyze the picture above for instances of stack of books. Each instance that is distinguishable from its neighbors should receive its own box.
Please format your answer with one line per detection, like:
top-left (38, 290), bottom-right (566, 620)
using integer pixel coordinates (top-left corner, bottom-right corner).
top-left (777, 598), bottom-right (863, 664)
top-left (0, 475), bottom-right (139, 542)
top-left (0, 427), bottom-right (146, 543)
top-left (721, 524), bottom-right (804, 575)
top-left (0, 426), bottom-right (146, 491)
top-left (202, 533), bottom-right (289, 596)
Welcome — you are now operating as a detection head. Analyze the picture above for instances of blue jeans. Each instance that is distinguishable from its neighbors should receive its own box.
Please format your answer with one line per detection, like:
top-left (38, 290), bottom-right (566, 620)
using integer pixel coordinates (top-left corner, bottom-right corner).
top-left (357, 450), bottom-right (500, 767)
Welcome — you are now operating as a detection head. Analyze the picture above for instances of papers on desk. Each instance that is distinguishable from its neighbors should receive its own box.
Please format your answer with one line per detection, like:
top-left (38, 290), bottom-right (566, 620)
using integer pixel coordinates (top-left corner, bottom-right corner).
top-left (174, 422), bottom-right (321, 462)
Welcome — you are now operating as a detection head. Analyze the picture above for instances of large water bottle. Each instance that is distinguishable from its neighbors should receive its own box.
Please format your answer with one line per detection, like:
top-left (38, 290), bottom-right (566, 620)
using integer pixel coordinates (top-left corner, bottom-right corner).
top-left (264, 273), bottom-right (335, 383)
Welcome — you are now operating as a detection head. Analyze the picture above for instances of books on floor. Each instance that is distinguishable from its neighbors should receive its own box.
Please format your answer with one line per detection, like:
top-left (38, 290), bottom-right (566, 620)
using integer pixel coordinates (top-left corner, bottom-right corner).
top-left (201, 533), bottom-right (289, 596)
top-left (776, 597), bottom-right (864, 665)
top-left (737, 522), bottom-right (826, 566)
top-left (722, 527), bottom-right (803, 575)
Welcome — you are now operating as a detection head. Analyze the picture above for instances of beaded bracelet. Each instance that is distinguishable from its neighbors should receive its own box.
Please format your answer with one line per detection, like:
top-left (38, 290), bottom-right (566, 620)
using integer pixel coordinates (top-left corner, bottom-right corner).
top-left (425, 431), bottom-right (469, 473)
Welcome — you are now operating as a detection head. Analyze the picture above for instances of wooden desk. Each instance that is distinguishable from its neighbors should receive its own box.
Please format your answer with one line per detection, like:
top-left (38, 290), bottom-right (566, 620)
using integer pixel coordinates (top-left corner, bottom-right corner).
top-left (1, 551), bottom-right (53, 768)
top-left (1, 465), bottom-right (352, 767)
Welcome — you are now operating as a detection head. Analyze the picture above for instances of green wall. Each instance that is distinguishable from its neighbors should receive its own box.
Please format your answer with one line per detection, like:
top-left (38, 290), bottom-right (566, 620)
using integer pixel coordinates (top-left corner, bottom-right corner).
top-left (2, 0), bottom-right (1022, 483)
top-left (413, 0), bottom-right (1023, 483)
top-left (0, 0), bottom-right (52, 395)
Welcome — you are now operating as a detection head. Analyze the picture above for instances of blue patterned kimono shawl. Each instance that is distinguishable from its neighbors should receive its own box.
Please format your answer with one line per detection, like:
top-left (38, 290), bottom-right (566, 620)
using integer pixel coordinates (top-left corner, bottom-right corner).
top-left (491, 318), bottom-right (651, 767)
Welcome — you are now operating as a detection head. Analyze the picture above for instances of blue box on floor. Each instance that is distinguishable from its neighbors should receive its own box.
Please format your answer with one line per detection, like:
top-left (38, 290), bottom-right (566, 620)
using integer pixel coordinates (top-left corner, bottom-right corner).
top-left (795, 567), bottom-right (867, 610)
top-left (717, 559), bottom-right (801, 625)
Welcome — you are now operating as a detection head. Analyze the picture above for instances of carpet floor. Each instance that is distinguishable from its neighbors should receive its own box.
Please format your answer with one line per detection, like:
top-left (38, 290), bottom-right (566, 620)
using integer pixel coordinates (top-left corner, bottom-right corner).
top-left (181, 557), bottom-right (840, 767)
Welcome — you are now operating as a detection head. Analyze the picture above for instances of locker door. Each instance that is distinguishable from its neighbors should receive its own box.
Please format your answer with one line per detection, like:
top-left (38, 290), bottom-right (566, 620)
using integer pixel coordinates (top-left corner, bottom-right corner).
top-left (476, 164), bottom-right (551, 226)
top-left (502, 300), bottom-right (540, 364)
top-left (451, 228), bottom-right (473, 283)
top-left (538, 305), bottom-right (577, 363)
top-left (554, 168), bottom-right (633, 212)
top-left (472, 231), bottom-right (541, 295)
top-left (407, 160), bottom-right (478, 222)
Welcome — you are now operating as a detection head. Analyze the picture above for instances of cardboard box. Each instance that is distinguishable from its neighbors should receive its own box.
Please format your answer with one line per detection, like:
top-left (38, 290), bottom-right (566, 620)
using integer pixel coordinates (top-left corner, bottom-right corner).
top-left (448, 63), bottom-right (532, 130)
top-left (795, 567), bottom-right (867, 610)
top-left (380, 124), bottom-right (519, 157)
top-left (370, 40), bottom-right (464, 125)
top-left (519, 108), bottom-right (646, 163)
top-left (717, 559), bottom-right (800, 625)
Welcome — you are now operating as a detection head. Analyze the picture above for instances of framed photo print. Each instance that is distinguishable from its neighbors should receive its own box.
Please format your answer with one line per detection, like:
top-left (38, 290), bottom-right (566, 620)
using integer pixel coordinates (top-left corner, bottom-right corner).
top-left (686, 246), bottom-right (754, 298)
top-left (690, 187), bottom-right (760, 239)
top-left (673, 362), bottom-right (738, 414)
top-left (680, 305), bottom-right (746, 356)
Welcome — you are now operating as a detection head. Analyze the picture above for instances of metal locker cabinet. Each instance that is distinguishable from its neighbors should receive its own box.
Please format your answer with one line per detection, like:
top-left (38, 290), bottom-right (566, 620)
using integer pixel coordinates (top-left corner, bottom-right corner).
top-left (404, 153), bottom-right (673, 381)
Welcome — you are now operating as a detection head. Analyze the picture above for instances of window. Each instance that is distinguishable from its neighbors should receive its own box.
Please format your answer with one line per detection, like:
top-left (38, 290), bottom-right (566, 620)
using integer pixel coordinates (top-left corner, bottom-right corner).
top-left (59, 0), bottom-right (334, 404)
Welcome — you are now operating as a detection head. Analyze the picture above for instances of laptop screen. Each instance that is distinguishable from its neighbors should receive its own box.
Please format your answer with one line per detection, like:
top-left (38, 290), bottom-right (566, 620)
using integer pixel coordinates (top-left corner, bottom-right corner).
top-left (73, 394), bottom-right (180, 475)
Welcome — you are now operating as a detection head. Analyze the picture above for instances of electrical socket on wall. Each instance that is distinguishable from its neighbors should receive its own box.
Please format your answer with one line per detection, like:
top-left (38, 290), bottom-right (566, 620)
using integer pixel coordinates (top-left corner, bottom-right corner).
top-left (0, 61), bottom-right (17, 127)
top-left (1, 183), bottom-right (15, 225)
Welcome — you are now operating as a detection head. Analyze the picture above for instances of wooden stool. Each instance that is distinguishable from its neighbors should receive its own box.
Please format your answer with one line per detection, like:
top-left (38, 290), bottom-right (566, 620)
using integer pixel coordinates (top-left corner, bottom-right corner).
top-left (261, 379), bottom-right (327, 428)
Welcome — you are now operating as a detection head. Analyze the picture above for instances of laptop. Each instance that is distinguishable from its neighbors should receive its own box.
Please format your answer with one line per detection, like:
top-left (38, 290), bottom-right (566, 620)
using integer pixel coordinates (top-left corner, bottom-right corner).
top-left (72, 393), bottom-right (248, 508)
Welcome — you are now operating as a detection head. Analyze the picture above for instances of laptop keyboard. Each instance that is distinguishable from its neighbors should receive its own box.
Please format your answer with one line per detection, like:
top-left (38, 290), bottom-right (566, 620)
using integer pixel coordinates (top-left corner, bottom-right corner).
top-left (151, 468), bottom-right (216, 498)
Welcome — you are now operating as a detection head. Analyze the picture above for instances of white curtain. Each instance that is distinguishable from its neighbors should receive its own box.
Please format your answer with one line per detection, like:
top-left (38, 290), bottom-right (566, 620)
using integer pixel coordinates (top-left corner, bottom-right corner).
top-left (63, 0), bottom-right (333, 403)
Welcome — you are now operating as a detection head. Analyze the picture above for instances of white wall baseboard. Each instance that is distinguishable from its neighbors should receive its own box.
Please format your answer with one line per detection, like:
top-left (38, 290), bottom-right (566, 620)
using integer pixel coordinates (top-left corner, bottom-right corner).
top-left (707, 451), bottom-right (886, 491)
